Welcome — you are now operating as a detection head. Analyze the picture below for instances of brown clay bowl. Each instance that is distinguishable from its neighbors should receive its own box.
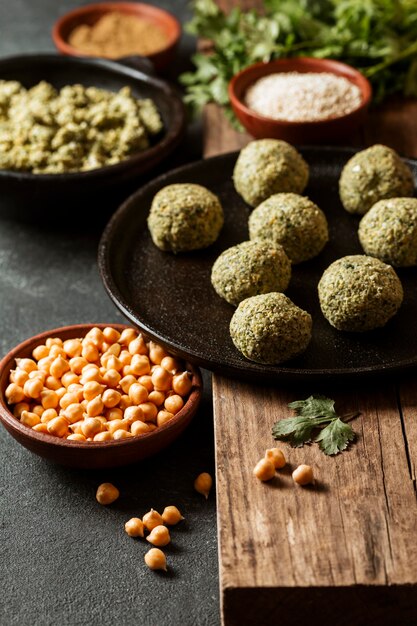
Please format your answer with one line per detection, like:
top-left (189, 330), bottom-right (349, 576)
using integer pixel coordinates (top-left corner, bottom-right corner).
top-left (0, 324), bottom-right (202, 469)
top-left (52, 2), bottom-right (181, 72)
top-left (229, 57), bottom-right (372, 144)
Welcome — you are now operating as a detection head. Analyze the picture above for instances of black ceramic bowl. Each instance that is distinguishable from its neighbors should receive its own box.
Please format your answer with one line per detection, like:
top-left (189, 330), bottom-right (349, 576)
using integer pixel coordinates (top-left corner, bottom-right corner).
top-left (0, 54), bottom-right (186, 220)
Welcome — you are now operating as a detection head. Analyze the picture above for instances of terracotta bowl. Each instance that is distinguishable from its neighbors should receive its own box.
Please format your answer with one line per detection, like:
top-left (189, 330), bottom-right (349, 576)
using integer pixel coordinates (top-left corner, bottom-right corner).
top-left (229, 57), bottom-right (372, 144)
top-left (0, 324), bottom-right (202, 469)
top-left (52, 2), bottom-right (181, 72)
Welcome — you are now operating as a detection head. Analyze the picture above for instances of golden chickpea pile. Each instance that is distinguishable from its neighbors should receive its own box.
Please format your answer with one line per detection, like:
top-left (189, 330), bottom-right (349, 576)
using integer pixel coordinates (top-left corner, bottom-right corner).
top-left (5, 327), bottom-right (194, 442)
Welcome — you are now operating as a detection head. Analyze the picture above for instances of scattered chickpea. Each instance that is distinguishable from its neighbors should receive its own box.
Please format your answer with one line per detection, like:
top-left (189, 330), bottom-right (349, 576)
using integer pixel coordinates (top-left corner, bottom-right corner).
top-left (146, 525), bottom-right (171, 547)
top-left (292, 464), bottom-right (314, 486)
top-left (142, 509), bottom-right (164, 531)
top-left (265, 448), bottom-right (286, 469)
top-left (194, 472), bottom-right (213, 499)
top-left (96, 482), bottom-right (119, 505)
top-left (253, 458), bottom-right (276, 482)
top-left (144, 548), bottom-right (167, 572)
top-left (124, 517), bottom-right (145, 538)
top-left (162, 506), bottom-right (184, 526)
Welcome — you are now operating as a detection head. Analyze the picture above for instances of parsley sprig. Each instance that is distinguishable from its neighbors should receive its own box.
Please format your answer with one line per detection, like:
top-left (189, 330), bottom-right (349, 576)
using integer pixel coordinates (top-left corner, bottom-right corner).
top-left (272, 395), bottom-right (358, 456)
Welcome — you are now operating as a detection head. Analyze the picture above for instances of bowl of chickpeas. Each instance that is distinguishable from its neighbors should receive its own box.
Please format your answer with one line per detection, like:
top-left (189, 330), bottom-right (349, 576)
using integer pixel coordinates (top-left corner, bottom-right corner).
top-left (0, 323), bottom-right (202, 468)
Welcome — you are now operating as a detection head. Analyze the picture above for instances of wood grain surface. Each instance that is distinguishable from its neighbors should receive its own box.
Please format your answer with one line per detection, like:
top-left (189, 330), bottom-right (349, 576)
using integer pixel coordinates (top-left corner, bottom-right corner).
top-left (204, 3), bottom-right (417, 624)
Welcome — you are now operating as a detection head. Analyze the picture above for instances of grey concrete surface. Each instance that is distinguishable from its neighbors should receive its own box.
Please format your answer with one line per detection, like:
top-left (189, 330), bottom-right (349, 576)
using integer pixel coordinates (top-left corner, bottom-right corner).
top-left (0, 2), bottom-right (219, 625)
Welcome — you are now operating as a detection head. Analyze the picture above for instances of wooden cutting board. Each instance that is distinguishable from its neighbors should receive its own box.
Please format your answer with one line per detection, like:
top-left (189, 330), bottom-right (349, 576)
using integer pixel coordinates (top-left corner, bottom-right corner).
top-left (202, 5), bottom-right (417, 622)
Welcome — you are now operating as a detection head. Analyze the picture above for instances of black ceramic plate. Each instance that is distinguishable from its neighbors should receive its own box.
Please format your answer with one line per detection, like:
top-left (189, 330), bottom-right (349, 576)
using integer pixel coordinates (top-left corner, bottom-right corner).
top-left (99, 147), bottom-right (417, 382)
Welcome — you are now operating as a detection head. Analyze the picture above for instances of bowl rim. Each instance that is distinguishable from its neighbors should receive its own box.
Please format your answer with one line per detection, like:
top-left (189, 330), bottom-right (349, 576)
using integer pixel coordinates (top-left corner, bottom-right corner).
top-left (229, 56), bottom-right (373, 127)
top-left (0, 53), bottom-right (186, 181)
top-left (52, 1), bottom-right (182, 59)
top-left (0, 323), bottom-right (202, 450)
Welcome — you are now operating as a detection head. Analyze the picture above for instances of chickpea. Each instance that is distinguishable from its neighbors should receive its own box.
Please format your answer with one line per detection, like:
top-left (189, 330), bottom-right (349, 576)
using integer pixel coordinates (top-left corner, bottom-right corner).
top-left (253, 458), bottom-right (276, 482)
top-left (40, 389), bottom-right (59, 410)
top-left (93, 431), bottom-right (113, 442)
top-left (123, 406), bottom-right (144, 424)
top-left (60, 392), bottom-right (80, 410)
top-left (85, 327), bottom-right (104, 348)
top-left (32, 405), bottom-right (44, 417)
top-left (20, 410), bottom-right (41, 427)
top-left (49, 345), bottom-right (66, 359)
top-left (55, 387), bottom-right (67, 400)
top-left (148, 342), bottom-right (167, 365)
top-left (142, 509), bottom-right (164, 532)
top-left (130, 354), bottom-right (151, 376)
top-left (106, 407), bottom-right (123, 421)
top-left (32, 423), bottom-right (48, 434)
top-left (265, 448), bottom-right (286, 469)
top-left (23, 378), bottom-right (43, 399)
top-left (103, 355), bottom-right (123, 372)
top-left (82, 342), bottom-right (99, 363)
top-left (138, 375), bottom-right (153, 392)
top-left (102, 369), bottom-right (121, 389)
top-left (37, 356), bottom-right (54, 374)
top-left (119, 350), bottom-right (132, 366)
top-left (67, 433), bottom-right (87, 442)
top-left (83, 381), bottom-right (105, 402)
top-left (119, 375), bottom-right (136, 394)
top-left (194, 472), bottom-right (213, 499)
top-left (45, 337), bottom-right (63, 348)
top-left (162, 506), bottom-right (184, 526)
top-left (67, 383), bottom-right (84, 401)
top-left (61, 371), bottom-right (79, 388)
top-left (96, 482), bottom-right (119, 505)
top-left (47, 416), bottom-right (69, 438)
top-left (45, 376), bottom-right (61, 390)
top-left (107, 419), bottom-right (128, 435)
top-left (172, 371), bottom-right (193, 397)
top-left (146, 525), bottom-right (170, 547)
top-left (32, 345), bottom-right (49, 360)
top-left (28, 369), bottom-right (46, 382)
top-left (63, 339), bottom-right (82, 358)
top-left (157, 410), bottom-right (175, 427)
top-left (49, 356), bottom-right (70, 379)
top-left (119, 394), bottom-right (132, 410)
top-left (80, 367), bottom-right (102, 385)
top-left (148, 391), bottom-right (165, 406)
top-left (5, 383), bottom-right (25, 404)
top-left (147, 424), bottom-right (157, 432)
top-left (13, 368), bottom-right (30, 387)
top-left (41, 408), bottom-right (58, 423)
top-left (62, 403), bottom-right (84, 424)
top-left (144, 548), bottom-right (167, 572)
top-left (151, 367), bottom-right (172, 392)
top-left (164, 395), bottom-right (184, 415)
top-left (102, 389), bottom-right (121, 409)
top-left (86, 396), bottom-right (104, 417)
top-left (16, 358), bottom-right (37, 373)
top-left (128, 383), bottom-right (148, 405)
top-left (119, 328), bottom-right (137, 346)
top-left (139, 402), bottom-right (158, 423)
top-left (69, 356), bottom-right (88, 375)
top-left (127, 335), bottom-right (147, 356)
top-left (113, 429), bottom-right (133, 440)
top-left (160, 356), bottom-right (182, 374)
top-left (292, 464), bottom-right (314, 486)
top-left (131, 421), bottom-right (150, 436)
top-left (122, 365), bottom-right (132, 377)
top-left (103, 327), bottom-right (121, 344)
top-left (13, 402), bottom-right (30, 418)
top-left (125, 517), bottom-right (144, 538)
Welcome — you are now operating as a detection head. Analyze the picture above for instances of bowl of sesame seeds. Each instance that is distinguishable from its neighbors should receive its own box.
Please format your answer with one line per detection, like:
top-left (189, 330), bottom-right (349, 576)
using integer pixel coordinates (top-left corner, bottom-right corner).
top-left (0, 323), bottom-right (202, 469)
top-left (229, 57), bottom-right (372, 144)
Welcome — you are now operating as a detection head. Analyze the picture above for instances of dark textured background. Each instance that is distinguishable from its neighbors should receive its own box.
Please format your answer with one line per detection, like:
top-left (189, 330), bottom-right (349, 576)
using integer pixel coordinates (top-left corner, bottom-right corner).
top-left (0, 2), bottom-right (219, 625)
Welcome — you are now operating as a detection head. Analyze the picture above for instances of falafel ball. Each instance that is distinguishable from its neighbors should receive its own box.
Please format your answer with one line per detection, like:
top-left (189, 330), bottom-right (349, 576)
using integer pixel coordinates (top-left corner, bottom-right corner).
top-left (233, 139), bottom-right (309, 207)
top-left (359, 197), bottom-right (417, 267)
top-left (229, 292), bottom-right (312, 364)
top-left (148, 183), bottom-right (224, 253)
top-left (339, 144), bottom-right (414, 215)
top-left (211, 240), bottom-right (291, 306)
top-left (318, 255), bottom-right (403, 332)
top-left (248, 193), bottom-right (329, 264)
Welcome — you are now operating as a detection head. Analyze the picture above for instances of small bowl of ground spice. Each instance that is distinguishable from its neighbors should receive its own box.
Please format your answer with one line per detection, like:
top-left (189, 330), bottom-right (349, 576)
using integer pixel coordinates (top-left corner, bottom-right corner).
top-left (229, 57), bottom-right (372, 144)
top-left (52, 2), bottom-right (181, 72)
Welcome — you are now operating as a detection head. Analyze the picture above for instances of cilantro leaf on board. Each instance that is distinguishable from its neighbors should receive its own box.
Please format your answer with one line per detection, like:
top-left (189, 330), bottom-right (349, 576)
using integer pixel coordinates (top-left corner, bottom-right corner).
top-left (272, 395), bottom-right (358, 456)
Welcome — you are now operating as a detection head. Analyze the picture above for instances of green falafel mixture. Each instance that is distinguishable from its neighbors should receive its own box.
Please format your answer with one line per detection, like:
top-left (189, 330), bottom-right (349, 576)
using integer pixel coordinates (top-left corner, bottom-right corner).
top-left (233, 139), bottom-right (309, 207)
top-left (339, 144), bottom-right (414, 215)
top-left (148, 183), bottom-right (224, 253)
top-left (248, 193), bottom-right (329, 264)
top-left (211, 240), bottom-right (291, 306)
top-left (230, 292), bottom-right (312, 364)
top-left (318, 255), bottom-right (403, 332)
top-left (359, 197), bottom-right (417, 267)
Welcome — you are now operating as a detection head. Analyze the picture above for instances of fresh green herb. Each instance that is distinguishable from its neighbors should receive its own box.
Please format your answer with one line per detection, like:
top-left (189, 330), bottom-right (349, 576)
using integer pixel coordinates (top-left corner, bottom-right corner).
top-left (181, 0), bottom-right (417, 125)
top-left (272, 394), bottom-right (358, 455)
